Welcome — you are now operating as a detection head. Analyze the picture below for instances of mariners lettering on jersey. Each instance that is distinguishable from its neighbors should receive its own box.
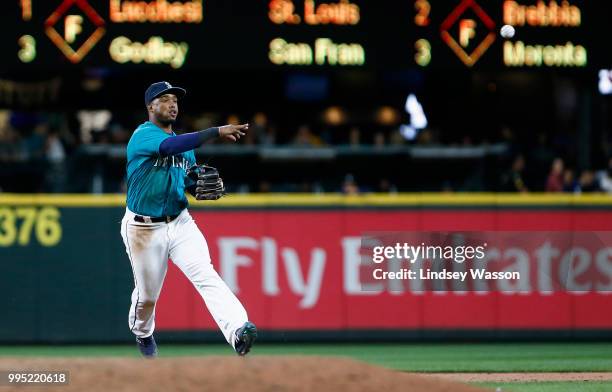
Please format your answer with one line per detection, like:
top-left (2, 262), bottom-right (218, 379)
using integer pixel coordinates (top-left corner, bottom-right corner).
top-left (153, 155), bottom-right (191, 170)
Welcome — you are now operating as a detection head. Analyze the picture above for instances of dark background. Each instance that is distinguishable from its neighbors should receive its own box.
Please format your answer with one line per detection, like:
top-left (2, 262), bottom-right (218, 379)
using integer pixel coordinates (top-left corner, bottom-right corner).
top-left (0, 1), bottom-right (611, 193)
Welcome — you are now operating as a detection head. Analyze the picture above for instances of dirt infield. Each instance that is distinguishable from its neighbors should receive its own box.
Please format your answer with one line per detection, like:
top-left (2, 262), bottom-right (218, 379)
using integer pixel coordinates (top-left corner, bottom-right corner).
top-left (0, 356), bottom-right (486, 392)
top-left (425, 372), bottom-right (612, 383)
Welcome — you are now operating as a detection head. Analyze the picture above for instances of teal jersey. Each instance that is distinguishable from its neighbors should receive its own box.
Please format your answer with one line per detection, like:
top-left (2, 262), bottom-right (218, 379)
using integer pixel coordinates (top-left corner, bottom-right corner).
top-left (126, 121), bottom-right (196, 217)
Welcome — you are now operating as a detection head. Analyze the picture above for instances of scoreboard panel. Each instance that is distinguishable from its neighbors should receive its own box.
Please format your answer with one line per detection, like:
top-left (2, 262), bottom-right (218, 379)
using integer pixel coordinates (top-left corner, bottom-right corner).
top-left (3, 0), bottom-right (609, 71)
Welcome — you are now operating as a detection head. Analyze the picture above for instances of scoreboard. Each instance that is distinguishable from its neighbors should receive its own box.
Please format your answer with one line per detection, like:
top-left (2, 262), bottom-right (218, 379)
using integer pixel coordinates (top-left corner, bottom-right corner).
top-left (3, 0), bottom-right (609, 71)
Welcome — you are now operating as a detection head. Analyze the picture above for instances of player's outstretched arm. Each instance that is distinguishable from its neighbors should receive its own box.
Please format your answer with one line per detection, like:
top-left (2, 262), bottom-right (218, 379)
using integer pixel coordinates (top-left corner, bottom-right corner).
top-left (159, 123), bottom-right (249, 156)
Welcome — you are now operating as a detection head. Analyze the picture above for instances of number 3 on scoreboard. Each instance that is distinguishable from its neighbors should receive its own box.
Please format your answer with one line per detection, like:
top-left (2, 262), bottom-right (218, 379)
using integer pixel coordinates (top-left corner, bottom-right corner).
top-left (414, 0), bottom-right (430, 27)
top-left (18, 35), bottom-right (36, 63)
top-left (415, 39), bottom-right (431, 67)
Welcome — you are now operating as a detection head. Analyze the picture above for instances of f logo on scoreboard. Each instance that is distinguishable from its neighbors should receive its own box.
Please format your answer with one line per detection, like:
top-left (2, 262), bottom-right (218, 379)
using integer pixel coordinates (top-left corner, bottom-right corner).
top-left (44, 0), bottom-right (106, 64)
top-left (440, 0), bottom-right (495, 67)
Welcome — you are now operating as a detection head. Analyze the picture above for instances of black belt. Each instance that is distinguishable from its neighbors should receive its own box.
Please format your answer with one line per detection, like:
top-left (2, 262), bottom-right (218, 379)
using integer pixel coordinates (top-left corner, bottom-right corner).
top-left (134, 214), bottom-right (178, 223)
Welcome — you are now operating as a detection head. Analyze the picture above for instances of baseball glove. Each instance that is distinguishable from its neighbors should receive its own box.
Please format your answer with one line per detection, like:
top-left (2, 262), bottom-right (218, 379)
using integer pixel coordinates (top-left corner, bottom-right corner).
top-left (186, 164), bottom-right (226, 200)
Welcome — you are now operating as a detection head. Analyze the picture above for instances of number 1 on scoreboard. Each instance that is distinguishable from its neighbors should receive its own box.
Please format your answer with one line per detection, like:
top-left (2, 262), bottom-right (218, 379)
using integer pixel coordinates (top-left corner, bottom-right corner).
top-left (20, 0), bottom-right (32, 21)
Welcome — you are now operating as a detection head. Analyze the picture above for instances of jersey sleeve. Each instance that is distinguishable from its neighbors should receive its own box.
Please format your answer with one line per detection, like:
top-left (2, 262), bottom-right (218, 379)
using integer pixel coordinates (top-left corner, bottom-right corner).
top-left (129, 128), bottom-right (172, 158)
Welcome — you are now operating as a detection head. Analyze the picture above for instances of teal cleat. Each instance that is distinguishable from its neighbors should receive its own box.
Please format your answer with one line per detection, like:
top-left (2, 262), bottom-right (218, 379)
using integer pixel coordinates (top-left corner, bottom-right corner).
top-left (234, 322), bottom-right (257, 356)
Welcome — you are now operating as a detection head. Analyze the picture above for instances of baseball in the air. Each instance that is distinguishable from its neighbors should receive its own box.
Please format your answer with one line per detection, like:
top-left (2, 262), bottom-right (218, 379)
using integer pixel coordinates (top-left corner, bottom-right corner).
top-left (500, 24), bottom-right (515, 38)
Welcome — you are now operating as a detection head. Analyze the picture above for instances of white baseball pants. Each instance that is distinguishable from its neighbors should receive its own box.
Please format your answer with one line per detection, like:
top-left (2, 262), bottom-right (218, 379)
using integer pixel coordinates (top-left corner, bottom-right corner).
top-left (120, 208), bottom-right (248, 347)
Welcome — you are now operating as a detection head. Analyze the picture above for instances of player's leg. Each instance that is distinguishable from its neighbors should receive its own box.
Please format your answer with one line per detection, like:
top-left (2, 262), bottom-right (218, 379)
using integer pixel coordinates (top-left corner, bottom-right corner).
top-left (167, 210), bottom-right (254, 351)
top-left (120, 212), bottom-right (170, 339)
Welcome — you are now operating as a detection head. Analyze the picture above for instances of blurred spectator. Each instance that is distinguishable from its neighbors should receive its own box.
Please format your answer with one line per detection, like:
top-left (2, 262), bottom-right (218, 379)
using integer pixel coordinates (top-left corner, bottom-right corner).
top-left (46, 129), bottom-right (66, 163)
top-left (250, 112), bottom-right (266, 144)
top-left (258, 181), bottom-right (271, 193)
top-left (441, 181), bottom-right (454, 193)
top-left (24, 123), bottom-right (48, 160)
top-left (373, 132), bottom-right (385, 148)
top-left (262, 126), bottom-right (277, 146)
top-left (109, 123), bottom-right (130, 144)
top-left (342, 174), bottom-right (360, 195)
top-left (578, 170), bottom-right (601, 193)
top-left (0, 112), bottom-right (22, 162)
top-left (48, 113), bottom-right (76, 152)
top-left (499, 126), bottom-right (521, 156)
top-left (531, 133), bottom-right (556, 189)
top-left (500, 126), bottom-right (515, 144)
top-left (77, 110), bottom-right (111, 143)
top-left (563, 169), bottom-right (579, 193)
top-left (45, 129), bottom-right (67, 192)
top-left (500, 155), bottom-right (528, 192)
top-left (545, 158), bottom-right (564, 192)
top-left (378, 179), bottom-right (397, 194)
top-left (292, 125), bottom-right (324, 147)
top-left (416, 128), bottom-right (434, 145)
top-left (348, 127), bottom-right (360, 147)
top-left (298, 182), bottom-right (313, 193)
top-left (250, 112), bottom-right (276, 145)
top-left (597, 157), bottom-right (612, 193)
top-left (389, 130), bottom-right (405, 146)
top-left (321, 107), bottom-right (347, 145)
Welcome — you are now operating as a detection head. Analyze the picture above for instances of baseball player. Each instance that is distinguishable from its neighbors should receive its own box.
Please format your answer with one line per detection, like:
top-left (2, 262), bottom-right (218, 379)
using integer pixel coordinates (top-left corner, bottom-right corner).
top-left (120, 81), bottom-right (256, 358)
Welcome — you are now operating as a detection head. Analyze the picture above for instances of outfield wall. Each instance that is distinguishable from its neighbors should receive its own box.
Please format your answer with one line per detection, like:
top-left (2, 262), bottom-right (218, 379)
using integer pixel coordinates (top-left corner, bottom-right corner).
top-left (1, 194), bottom-right (611, 343)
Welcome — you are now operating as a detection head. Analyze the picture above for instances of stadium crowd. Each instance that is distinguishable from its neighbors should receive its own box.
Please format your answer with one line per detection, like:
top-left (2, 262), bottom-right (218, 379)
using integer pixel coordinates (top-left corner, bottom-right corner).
top-left (0, 108), bottom-right (610, 194)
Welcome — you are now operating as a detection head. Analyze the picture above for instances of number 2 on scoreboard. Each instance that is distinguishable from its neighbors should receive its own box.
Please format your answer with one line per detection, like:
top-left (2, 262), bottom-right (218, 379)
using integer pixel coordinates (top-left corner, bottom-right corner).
top-left (414, 0), bottom-right (430, 27)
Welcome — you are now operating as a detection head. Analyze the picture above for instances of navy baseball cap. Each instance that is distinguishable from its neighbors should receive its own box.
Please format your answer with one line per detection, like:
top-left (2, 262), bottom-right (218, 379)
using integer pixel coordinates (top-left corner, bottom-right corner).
top-left (144, 81), bottom-right (186, 106)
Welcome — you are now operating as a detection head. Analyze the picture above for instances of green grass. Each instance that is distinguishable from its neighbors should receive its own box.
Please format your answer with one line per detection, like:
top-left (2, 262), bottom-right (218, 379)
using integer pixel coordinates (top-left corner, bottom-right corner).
top-left (0, 343), bottom-right (611, 373)
top-left (479, 381), bottom-right (612, 392)
top-left (1, 343), bottom-right (610, 391)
